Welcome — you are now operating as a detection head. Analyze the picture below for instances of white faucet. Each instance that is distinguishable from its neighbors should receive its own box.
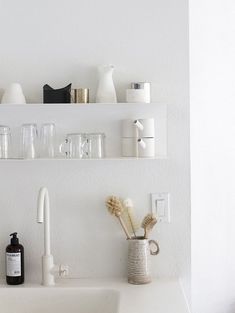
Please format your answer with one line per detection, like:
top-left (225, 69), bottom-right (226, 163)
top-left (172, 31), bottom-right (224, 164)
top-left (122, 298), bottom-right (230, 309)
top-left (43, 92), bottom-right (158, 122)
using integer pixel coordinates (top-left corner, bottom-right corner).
top-left (37, 187), bottom-right (68, 286)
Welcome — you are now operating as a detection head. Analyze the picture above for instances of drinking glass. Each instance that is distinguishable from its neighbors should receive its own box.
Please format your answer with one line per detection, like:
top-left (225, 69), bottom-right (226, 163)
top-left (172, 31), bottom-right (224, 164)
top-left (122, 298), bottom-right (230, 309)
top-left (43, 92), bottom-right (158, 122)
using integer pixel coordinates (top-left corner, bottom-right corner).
top-left (86, 133), bottom-right (105, 158)
top-left (60, 133), bottom-right (105, 159)
top-left (21, 124), bottom-right (38, 159)
top-left (40, 123), bottom-right (56, 158)
top-left (0, 125), bottom-right (11, 159)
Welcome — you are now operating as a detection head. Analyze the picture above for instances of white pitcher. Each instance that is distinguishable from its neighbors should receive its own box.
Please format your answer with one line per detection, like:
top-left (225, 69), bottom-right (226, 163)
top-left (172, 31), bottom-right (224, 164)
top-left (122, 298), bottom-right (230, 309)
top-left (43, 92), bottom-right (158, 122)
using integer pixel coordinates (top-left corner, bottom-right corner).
top-left (1, 83), bottom-right (26, 104)
top-left (128, 237), bottom-right (159, 284)
top-left (95, 65), bottom-right (117, 103)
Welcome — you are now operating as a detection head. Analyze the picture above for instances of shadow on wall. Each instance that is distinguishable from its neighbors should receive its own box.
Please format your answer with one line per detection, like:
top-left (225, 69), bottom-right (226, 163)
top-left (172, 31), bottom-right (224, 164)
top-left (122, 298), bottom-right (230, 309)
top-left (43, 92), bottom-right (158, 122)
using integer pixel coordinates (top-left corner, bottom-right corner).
top-left (0, 88), bottom-right (4, 100)
top-left (228, 302), bottom-right (235, 313)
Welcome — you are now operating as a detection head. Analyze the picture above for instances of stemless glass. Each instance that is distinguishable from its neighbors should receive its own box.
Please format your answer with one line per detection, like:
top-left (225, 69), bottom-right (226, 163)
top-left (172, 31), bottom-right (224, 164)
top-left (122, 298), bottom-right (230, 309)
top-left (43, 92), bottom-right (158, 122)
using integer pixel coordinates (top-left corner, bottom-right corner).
top-left (40, 123), bottom-right (56, 158)
top-left (21, 124), bottom-right (38, 159)
top-left (0, 125), bottom-right (11, 159)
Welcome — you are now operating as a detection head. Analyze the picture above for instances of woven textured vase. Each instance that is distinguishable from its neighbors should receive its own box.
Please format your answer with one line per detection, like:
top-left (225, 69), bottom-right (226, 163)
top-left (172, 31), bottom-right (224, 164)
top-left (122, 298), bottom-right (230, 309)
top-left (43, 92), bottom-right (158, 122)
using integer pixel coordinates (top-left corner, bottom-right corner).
top-left (127, 237), bottom-right (159, 285)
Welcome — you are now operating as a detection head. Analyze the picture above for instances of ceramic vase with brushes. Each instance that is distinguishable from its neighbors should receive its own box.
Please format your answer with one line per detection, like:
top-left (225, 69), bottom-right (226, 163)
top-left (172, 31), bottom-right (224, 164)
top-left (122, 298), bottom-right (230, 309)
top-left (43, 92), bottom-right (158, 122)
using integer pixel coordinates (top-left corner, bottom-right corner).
top-left (127, 237), bottom-right (159, 284)
top-left (105, 196), bottom-right (160, 285)
top-left (127, 212), bottom-right (159, 284)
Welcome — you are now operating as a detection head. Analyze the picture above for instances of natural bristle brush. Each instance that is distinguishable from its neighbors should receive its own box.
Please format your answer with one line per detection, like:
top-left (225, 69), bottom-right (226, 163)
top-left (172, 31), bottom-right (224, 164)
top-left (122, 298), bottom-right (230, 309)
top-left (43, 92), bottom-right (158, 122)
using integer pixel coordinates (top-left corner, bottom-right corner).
top-left (106, 196), bottom-right (131, 239)
top-left (141, 213), bottom-right (157, 239)
top-left (121, 198), bottom-right (140, 238)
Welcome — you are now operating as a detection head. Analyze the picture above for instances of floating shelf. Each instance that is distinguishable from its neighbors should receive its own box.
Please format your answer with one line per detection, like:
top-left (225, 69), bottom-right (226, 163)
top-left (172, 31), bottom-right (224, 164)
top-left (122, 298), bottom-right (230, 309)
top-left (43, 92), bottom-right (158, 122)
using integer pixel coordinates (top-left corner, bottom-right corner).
top-left (0, 102), bottom-right (163, 107)
top-left (0, 156), bottom-right (167, 161)
top-left (0, 102), bottom-right (168, 160)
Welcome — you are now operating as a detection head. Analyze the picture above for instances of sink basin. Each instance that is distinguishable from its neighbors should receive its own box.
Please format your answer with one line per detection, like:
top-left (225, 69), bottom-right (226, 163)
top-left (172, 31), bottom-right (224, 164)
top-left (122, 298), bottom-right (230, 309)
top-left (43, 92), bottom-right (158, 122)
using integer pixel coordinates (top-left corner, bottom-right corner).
top-left (0, 288), bottom-right (120, 313)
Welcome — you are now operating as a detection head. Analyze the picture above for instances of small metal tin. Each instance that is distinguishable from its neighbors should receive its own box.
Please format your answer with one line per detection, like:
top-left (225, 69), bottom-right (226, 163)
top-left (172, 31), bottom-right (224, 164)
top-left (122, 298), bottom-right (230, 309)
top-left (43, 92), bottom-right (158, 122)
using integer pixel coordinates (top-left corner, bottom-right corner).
top-left (73, 88), bottom-right (89, 103)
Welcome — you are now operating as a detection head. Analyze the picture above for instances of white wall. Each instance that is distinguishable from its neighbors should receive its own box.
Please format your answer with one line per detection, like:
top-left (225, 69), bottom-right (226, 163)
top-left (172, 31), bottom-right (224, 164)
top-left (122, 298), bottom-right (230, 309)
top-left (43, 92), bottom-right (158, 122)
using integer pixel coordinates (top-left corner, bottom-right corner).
top-left (0, 0), bottom-right (190, 296)
top-left (190, 0), bottom-right (235, 312)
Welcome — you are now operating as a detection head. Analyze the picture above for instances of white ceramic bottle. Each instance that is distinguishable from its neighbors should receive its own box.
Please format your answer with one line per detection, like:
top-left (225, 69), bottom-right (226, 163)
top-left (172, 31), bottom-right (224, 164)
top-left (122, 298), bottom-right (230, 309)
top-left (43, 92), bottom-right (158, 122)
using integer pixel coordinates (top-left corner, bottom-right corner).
top-left (1, 83), bottom-right (26, 104)
top-left (95, 65), bottom-right (117, 103)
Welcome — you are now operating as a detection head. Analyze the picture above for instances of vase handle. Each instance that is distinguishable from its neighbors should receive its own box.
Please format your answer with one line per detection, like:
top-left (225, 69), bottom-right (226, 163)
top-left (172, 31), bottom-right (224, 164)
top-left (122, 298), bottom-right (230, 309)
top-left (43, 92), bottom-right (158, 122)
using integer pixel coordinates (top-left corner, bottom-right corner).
top-left (149, 240), bottom-right (160, 256)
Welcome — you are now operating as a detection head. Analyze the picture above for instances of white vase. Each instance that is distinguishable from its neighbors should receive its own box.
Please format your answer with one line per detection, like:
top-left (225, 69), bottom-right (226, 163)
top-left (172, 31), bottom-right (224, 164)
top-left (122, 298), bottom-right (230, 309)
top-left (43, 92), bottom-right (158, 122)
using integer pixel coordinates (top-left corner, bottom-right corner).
top-left (1, 83), bottom-right (26, 104)
top-left (95, 65), bottom-right (117, 103)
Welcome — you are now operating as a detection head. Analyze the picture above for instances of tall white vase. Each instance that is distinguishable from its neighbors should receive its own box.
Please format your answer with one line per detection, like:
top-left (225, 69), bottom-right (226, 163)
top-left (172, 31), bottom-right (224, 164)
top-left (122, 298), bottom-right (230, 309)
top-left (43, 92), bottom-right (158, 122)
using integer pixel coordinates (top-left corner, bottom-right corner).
top-left (95, 65), bottom-right (117, 103)
top-left (1, 83), bottom-right (26, 104)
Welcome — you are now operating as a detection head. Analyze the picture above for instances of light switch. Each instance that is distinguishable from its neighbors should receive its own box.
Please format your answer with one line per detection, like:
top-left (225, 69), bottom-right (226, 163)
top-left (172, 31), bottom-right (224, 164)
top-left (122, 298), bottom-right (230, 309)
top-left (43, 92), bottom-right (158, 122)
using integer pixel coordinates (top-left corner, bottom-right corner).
top-left (156, 199), bottom-right (165, 216)
top-left (151, 193), bottom-right (170, 223)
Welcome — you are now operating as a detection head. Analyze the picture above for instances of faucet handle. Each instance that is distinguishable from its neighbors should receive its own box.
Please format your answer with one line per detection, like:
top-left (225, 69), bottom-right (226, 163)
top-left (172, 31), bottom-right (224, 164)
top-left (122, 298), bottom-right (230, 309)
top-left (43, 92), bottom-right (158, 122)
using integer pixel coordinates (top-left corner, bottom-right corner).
top-left (59, 264), bottom-right (69, 277)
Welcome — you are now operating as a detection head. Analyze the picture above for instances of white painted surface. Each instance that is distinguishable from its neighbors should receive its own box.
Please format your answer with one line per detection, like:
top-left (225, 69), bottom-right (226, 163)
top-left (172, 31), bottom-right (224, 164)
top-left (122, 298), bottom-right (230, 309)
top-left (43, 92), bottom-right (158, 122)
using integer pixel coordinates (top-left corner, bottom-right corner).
top-left (0, 278), bottom-right (189, 313)
top-left (189, 0), bottom-right (235, 312)
top-left (0, 0), bottom-right (190, 301)
top-left (0, 286), bottom-right (119, 313)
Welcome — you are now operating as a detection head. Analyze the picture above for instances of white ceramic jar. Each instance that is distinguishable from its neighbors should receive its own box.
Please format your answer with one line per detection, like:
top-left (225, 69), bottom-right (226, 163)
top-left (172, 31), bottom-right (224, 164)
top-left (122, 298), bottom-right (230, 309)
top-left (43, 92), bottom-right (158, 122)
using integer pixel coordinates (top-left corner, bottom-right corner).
top-left (126, 82), bottom-right (151, 103)
top-left (1, 83), bottom-right (26, 104)
top-left (121, 118), bottom-right (155, 157)
top-left (126, 89), bottom-right (146, 103)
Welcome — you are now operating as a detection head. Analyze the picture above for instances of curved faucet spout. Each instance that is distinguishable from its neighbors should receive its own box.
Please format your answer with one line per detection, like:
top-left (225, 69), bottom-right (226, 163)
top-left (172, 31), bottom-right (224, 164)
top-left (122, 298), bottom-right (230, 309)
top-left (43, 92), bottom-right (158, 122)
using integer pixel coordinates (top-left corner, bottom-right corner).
top-left (37, 187), bottom-right (51, 256)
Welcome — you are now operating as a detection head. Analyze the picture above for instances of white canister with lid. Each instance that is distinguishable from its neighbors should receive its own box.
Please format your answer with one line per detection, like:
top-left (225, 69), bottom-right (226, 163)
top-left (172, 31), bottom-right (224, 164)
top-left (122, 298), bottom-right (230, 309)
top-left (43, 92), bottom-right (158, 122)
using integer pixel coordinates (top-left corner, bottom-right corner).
top-left (126, 89), bottom-right (147, 103)
top-left (131, 82), bottom-right (151, 103)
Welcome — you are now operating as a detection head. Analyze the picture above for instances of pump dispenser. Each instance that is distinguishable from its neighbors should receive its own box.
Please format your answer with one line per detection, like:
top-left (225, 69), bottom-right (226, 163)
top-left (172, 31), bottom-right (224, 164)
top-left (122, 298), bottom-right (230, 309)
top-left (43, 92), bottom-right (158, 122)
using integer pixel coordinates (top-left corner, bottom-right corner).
top-left (6, 232), bottom-right (24, 285)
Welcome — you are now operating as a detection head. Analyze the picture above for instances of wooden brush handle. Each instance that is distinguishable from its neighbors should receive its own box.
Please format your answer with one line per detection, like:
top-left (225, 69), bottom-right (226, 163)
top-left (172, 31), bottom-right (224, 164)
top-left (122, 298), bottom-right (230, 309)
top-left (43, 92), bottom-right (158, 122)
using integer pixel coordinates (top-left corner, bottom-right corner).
top-left (144, 227), bottom-right (149, 239)
top-left (118, 216), bottom-right (131, 239)
top-left (127, 209), bottom-right (137, 238)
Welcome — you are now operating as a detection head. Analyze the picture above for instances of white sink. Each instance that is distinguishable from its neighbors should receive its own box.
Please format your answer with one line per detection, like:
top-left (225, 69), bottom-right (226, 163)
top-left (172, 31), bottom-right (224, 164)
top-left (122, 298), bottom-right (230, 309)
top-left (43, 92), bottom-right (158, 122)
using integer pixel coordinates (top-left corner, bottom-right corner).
top-left (0, 288), bottom-right (120, 313)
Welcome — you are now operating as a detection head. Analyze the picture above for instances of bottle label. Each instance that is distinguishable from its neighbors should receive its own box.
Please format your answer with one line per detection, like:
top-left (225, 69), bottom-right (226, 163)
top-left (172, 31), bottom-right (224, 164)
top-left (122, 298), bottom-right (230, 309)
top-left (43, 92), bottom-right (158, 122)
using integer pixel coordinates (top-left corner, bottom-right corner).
top-left (6, 253), bottom-right (21, 277)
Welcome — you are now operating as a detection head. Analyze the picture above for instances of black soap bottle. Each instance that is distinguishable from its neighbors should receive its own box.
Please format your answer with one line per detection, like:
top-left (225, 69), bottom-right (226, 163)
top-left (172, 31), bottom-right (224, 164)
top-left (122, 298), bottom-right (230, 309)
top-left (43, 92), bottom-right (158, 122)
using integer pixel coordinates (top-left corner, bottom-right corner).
top-left (6, 232), bottom-right (24, 285)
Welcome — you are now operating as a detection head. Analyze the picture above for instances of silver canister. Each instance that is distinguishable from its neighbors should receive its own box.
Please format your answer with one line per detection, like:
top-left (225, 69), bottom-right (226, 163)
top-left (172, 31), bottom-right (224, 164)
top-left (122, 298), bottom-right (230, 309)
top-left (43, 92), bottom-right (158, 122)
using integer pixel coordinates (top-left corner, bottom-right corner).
top-left (72, 88), bottom-right (89, 104)
top-left (127, 237), bottom-right (159, 284)
top-left (131, 82), bottom-right (151, 103)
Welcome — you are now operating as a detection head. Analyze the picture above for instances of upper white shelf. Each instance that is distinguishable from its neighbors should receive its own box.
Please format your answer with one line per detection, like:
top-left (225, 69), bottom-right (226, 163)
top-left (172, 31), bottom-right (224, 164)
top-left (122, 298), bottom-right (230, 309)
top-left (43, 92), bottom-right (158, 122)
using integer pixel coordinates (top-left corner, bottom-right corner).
top-left (0, 102), bottom-right (163, 108)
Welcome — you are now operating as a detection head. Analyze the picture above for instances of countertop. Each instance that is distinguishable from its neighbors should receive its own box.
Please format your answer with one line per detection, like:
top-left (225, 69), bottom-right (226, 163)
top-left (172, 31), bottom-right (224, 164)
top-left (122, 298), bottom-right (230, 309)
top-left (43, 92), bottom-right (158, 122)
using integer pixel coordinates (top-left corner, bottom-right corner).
top-left (0, 278), bottom-right (190, 313)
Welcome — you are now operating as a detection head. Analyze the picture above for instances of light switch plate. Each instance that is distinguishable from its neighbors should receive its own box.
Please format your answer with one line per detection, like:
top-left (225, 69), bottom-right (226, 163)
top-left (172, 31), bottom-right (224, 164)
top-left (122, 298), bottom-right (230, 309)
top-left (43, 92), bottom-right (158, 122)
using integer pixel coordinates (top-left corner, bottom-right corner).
top-left (151, 193), bottom-right (170, 223)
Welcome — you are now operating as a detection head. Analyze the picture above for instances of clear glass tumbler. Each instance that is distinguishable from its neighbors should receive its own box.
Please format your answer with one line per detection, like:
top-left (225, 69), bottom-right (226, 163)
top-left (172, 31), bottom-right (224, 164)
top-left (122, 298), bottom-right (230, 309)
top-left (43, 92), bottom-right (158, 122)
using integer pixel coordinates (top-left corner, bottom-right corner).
top-left (0, 125), bottom-right (11, 159)
top-left (21, 124), bottom-right (38, 159)
top-left (86, 133), bottom-right (105, 159)
top-left (40, 123), bottom-right (56, 158)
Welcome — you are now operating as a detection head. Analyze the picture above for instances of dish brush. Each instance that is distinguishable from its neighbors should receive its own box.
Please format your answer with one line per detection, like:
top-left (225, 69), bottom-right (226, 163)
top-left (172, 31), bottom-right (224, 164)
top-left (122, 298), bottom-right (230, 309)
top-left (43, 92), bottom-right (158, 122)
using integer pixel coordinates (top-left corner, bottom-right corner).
top-left (141, 213), bottom-right (157, 239)
top-left (106, 196), bottom-right (131, 239)
top-left (121, 198), bottom-right (140, 238)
